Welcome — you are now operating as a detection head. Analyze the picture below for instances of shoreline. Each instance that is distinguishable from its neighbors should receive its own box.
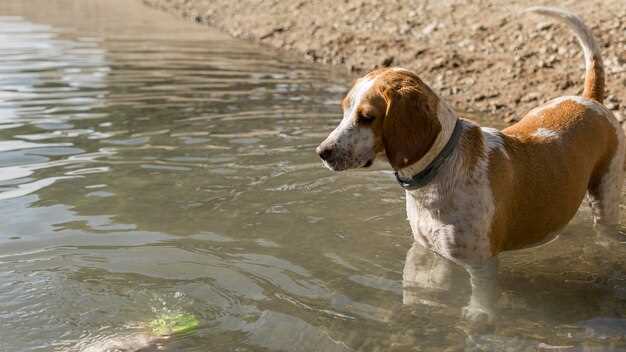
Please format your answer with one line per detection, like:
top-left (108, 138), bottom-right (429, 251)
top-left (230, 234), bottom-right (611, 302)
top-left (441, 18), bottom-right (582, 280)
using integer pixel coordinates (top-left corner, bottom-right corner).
top-left (142, 0), bottom-right (625, 124)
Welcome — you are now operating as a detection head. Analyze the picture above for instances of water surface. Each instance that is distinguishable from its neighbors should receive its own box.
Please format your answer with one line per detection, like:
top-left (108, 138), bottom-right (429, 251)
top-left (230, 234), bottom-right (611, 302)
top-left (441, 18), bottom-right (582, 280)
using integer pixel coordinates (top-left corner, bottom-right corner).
top-left (1, 1), bottom-right (626, 351)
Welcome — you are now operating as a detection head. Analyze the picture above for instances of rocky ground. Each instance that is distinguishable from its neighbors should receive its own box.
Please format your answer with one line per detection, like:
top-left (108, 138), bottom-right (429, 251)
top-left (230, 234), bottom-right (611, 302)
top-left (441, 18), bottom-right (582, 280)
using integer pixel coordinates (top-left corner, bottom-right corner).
top-left (142, 0), bottom-right (625, 124)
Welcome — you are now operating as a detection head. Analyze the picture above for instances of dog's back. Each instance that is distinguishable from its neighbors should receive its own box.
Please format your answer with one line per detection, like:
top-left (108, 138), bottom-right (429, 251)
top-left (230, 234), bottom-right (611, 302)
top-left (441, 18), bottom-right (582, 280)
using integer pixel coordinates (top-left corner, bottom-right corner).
top-left (487, 7), bottom-right (625, 252)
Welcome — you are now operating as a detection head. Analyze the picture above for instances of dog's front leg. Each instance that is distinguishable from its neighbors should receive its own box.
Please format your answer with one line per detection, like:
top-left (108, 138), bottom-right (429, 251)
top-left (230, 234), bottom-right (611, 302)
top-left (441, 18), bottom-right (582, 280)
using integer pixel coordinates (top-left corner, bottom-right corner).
top-left (461, 257), bottom-right (498, 325)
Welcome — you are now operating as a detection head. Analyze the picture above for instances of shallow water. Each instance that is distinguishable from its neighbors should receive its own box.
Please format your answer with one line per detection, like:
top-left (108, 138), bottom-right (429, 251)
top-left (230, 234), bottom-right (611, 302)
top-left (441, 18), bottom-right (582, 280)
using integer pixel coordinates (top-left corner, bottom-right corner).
top-left (1, 1), bottom-right (626, 351)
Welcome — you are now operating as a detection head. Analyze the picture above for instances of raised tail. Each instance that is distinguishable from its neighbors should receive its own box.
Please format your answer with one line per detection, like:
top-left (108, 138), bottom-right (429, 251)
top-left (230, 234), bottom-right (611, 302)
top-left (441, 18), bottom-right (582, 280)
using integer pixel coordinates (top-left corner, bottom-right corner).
top-left (524, 7), bottom-right (605, 102)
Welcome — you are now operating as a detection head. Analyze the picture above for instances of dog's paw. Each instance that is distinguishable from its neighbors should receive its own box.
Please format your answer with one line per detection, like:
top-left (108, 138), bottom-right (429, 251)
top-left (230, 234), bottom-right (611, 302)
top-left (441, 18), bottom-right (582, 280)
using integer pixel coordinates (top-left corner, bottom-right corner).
top-left (593, 224), bottom-right (626, 248)
top-left (461, 304), bottom-right (494, 326)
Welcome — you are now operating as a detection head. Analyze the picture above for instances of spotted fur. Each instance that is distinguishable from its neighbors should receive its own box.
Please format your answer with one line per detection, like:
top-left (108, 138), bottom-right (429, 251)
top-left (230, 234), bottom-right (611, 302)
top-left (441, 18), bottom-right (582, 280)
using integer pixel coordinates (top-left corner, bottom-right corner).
top-left (316, 7), bottom-right (622, 323)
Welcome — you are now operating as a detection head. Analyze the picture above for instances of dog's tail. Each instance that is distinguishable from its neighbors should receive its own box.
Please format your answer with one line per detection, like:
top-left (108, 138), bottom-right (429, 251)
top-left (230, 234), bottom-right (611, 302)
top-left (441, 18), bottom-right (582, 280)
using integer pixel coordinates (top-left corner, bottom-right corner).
top-left (524, 7), bottom-right (605, 102)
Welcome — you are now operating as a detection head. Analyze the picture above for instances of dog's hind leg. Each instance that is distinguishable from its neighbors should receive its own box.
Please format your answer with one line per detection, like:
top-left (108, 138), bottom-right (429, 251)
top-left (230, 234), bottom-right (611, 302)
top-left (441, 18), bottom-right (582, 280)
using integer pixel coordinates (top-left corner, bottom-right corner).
top-left (587, 131), bottom-right (625, 246)
top-left (584, 134), bottom-right (625, 288)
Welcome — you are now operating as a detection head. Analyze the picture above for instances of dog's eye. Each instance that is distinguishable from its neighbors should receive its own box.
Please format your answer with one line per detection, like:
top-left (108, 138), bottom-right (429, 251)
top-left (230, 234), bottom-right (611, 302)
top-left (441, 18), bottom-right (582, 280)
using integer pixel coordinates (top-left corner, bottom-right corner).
top-left (358, 113), bottom-right (375, 125)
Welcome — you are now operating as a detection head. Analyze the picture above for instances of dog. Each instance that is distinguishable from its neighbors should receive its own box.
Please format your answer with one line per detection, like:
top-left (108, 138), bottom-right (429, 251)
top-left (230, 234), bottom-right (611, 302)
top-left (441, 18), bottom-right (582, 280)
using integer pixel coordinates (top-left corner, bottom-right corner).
top-left (316, 7), bottom-right (624, 323)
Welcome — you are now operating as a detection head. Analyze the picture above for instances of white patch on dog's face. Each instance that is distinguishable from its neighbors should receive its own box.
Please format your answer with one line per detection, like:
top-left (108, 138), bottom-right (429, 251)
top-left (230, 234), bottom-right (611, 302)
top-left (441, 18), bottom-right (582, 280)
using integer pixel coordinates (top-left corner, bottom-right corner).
top-left (317, 78), bottom-right (377, 171)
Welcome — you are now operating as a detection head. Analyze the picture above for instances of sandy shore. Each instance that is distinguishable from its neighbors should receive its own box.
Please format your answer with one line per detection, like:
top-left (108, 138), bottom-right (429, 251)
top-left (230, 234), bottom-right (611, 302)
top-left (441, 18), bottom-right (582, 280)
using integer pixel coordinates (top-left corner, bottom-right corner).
top-left (142, 0), bottom-right (625, 124)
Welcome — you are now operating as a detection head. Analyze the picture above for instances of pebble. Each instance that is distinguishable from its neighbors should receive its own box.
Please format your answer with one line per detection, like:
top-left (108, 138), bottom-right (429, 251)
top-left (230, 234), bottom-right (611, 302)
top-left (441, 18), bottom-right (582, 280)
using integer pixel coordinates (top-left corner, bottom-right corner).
top-left (473, 24), bottom-right (487, 32)
top-left (382, 56), bottom-right (394, 67)
top-left (536, 22), bottom-right (553, 31)
top-left (521, 92), bottom-right (541, 102)
top-left (422, 22), bottom-right (438, 35)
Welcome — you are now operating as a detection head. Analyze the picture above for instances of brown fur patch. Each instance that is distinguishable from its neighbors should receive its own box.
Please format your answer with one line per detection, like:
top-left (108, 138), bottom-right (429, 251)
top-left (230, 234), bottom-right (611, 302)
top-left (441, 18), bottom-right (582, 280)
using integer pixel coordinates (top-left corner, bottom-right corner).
top-left (487, 100), bottom-right (618, 252)
top-left (583, 56), bottom-right (605, 103)
top-left (583, 56), bottom-right (605, 102)
top-left (457, 120), bottom-right (484, 172)
top-left (356, 69), bottom-right (442, 170)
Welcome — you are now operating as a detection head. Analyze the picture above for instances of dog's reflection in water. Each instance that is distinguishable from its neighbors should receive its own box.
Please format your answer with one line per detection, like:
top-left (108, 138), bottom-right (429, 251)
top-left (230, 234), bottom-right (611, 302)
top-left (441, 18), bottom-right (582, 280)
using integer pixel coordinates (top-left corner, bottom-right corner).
top-left (403, 243), bottom-right (468, 307)
top-left (400, 244), bottom-right (515, 351)
top-left (400, 240), bottom-right (626, 351)
top-left (402, 242), bottom-right (498, 329)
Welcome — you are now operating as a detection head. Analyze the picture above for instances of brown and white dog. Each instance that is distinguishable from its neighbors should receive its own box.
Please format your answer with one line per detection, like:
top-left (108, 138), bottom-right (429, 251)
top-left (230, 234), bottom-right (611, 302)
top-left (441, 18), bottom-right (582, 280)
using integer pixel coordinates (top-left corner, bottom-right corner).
top-left (316, 7), bottom-right (624, 322)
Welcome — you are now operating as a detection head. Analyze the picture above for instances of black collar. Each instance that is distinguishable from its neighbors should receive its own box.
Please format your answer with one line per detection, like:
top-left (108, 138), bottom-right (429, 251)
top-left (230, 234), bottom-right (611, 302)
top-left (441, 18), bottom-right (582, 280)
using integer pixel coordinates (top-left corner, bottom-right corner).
top-left (394, 119), bottom-right (463, 190)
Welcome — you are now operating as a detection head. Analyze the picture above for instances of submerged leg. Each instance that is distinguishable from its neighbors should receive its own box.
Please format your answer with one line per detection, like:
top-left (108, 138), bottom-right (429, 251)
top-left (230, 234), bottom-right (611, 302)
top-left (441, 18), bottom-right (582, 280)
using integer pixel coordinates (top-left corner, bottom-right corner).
top-left (402, 243), bottom-right (466, 306)
top-left (588, 164), bottom-right (624, 247)
top-left (461, 258), bottom-right (498, 325)
top-left (588, 126), bottom-right (625, 246)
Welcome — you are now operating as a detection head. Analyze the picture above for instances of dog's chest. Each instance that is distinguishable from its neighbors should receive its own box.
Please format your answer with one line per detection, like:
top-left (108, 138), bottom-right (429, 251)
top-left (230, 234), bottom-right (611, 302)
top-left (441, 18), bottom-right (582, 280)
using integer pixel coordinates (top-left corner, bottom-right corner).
top-left (404, 183), bottom-right (494, 264)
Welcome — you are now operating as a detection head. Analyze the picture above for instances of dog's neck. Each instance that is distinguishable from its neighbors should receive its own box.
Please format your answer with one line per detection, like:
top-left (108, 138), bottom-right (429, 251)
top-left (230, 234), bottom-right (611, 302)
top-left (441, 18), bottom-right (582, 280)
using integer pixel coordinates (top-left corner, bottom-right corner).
top-left (396, 100), bottom-right (460, 180)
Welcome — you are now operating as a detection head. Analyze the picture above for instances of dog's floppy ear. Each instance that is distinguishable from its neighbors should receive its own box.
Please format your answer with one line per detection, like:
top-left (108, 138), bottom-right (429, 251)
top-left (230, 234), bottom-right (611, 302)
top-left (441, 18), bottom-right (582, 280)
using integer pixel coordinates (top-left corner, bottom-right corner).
top-left (382, 84), bottom-right (441, 170)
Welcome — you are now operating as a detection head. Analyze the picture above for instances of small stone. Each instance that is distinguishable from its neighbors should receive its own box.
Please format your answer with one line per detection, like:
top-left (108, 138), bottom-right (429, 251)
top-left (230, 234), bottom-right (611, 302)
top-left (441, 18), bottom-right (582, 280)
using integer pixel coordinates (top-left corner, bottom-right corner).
top-left (464, 78), bottom-right (476, 85)
top-left (521, 92), bottom-right (541, 102)
top-left (489, 102), bottom-right (506, 112)
top-left (349, 64), bottom-right (362, 73)
top-left (537, 22), bottom-right (553, 31)
top-left (606, 101), bottom-right (619, 110)
top-left (305, 49), bottom-right (319, 61)
top-left (473, 24), bottom-right (487, 32)
top-left (260, 26), bottom-right (285, 40)
top-left (474, 94), bottom-right (487, 102)
top-left (415, 48), bottom-right (427, 57)
top-left (505, 116), bottom-right (518, 123)
top-left (399, 23), bottom-right (413, 34)
top-left (559, 79), bottom-right (575, 90)
top-left (382, 56), bottom-right (395, 67)
top-left (422, 22), bottom-right (438, 35)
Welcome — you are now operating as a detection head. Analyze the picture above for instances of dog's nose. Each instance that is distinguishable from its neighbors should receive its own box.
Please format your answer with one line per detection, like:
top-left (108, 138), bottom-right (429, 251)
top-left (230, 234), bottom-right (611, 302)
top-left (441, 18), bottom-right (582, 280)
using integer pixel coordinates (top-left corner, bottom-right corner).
top-left (316, 145), bottom-right (333, 161)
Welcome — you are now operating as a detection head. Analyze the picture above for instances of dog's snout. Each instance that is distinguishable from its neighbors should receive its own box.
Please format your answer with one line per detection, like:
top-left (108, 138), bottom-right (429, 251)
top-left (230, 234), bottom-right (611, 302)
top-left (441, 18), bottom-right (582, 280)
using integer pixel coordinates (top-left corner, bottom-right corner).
top-left (316, 145), bottom-right (334, 161)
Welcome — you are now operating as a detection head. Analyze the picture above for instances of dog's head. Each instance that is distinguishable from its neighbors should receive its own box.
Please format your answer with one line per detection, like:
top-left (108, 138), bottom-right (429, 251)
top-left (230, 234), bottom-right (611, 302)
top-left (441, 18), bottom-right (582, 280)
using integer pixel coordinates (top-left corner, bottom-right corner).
top-left (316, 68), bottom-right (443, 171)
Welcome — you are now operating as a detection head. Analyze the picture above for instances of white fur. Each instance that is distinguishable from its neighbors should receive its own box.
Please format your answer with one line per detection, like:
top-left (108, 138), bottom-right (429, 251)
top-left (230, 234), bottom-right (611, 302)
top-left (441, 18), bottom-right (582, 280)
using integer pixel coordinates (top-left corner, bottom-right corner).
top-left (531, 127), bottom-right (559, 139)
top-left (405, 121), bottom-right (495, 265)
top-left (319, 8), bottom-right (615, 320)
top-left (320, 78), bottom-right (376, 170)
top-left (588, 108), bottom-right (625, 229)
top-left (347, 78), bottom-right (375, 116)
top-left (404, 119), bottom-right (499, 319)
top-left (397, 100), bottom-right (459, 179)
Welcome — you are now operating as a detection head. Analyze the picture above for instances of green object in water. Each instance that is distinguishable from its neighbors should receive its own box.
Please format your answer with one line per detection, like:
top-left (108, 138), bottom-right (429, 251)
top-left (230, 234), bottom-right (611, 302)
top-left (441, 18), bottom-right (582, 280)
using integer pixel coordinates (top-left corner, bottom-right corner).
top-left (148, 313), bottom-right (199, 336)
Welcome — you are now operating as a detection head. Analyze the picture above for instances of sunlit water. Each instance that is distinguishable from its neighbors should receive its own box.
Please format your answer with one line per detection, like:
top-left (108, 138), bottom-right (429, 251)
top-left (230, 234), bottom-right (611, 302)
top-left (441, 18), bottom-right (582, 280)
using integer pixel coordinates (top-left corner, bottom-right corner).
top-left (1, 1), bottom-right (626, 351)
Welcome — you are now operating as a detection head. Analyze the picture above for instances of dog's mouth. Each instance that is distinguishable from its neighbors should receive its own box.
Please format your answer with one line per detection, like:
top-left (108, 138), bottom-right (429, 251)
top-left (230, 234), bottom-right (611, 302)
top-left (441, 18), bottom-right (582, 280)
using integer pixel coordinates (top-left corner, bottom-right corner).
top-left (321, 154), bottom-right (374, 171)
